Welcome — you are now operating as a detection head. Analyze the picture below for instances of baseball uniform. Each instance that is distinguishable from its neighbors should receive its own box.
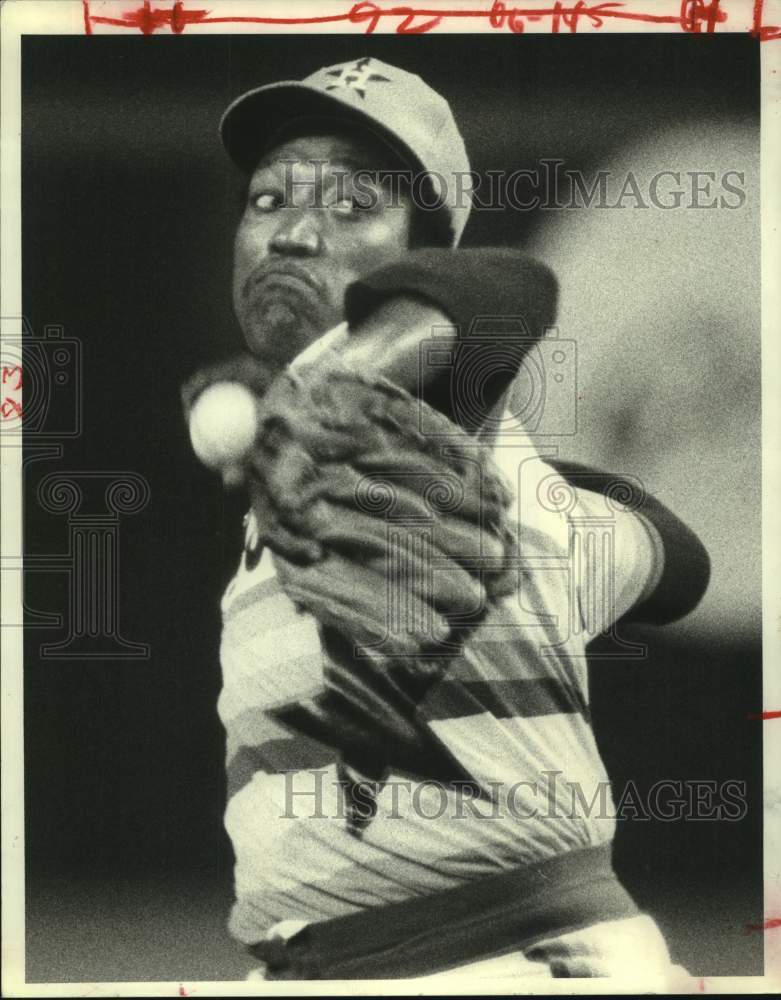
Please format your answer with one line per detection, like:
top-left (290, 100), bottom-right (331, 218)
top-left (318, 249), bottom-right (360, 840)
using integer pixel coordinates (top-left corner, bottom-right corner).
top-left (205, 58), bottom-right (710, 981)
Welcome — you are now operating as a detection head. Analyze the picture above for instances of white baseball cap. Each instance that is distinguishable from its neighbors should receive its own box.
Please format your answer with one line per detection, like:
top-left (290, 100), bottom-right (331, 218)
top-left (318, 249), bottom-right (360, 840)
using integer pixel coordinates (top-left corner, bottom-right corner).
top-left (219, 57), bottom-right (472, 246)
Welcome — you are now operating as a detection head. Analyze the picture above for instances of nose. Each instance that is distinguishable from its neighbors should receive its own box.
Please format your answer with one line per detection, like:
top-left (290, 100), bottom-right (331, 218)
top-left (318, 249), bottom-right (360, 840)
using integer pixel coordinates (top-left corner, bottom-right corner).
top-left (268, 210), bottom-right (323, 257)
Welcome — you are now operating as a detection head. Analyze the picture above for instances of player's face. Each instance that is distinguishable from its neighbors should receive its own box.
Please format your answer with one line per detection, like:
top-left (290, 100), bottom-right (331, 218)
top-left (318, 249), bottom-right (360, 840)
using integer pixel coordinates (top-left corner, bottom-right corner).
top-left (233, 128), bottom-right (414, 367)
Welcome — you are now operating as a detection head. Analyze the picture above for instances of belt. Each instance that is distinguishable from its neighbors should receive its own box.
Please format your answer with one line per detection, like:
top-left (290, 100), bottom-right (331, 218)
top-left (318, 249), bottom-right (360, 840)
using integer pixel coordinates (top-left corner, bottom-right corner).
top-left (249, 842), bottom-right (638, 979)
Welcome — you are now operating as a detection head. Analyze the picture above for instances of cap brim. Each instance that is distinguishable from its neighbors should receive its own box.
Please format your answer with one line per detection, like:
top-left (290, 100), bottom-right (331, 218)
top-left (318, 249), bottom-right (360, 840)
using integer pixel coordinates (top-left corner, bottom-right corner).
top-left (219, 81), bottom-right (423, 175)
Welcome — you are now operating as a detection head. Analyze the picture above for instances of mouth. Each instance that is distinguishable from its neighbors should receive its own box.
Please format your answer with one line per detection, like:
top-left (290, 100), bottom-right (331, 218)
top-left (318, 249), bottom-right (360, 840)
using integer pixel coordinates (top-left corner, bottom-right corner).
top-left (245, 261), bottom-right (326, 302)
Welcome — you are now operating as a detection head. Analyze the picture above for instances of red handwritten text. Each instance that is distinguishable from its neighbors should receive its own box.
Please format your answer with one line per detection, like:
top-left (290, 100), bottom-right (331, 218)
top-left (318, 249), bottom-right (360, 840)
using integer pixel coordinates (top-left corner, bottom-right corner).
top-left (80, 0), bottom-right (766, 39)
top-left (2, 365), bottom-right (22, 391)
top-left (745, 917), bottom-right (781, 934)
top-left (751, 0), bottom-right (781, 39)
top-left (0, 398), bottom-right (22, 420)
top-left (0, 365), bottom-right (22, 421)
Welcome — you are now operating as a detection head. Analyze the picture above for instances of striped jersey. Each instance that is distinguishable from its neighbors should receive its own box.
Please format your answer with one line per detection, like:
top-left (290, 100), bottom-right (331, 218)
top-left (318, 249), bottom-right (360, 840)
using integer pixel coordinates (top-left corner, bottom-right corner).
top-left (217, 399), bottom-right (660, 945)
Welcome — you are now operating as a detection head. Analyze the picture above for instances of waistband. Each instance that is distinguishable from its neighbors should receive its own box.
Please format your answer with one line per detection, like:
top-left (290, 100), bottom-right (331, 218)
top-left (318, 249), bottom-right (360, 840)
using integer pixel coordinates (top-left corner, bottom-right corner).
top-left (250, 842), bottom-right (638, 979)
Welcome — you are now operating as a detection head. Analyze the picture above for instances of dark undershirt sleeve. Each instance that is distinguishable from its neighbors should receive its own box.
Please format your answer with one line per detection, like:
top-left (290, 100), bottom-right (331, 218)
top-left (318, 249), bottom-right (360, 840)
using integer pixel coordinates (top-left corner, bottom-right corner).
top-left (344, 248), bottom-right (558, 341)
top-left (344, 248), bottom-right (558, 426)
top-left (547, 458), bottom-right (711, 626)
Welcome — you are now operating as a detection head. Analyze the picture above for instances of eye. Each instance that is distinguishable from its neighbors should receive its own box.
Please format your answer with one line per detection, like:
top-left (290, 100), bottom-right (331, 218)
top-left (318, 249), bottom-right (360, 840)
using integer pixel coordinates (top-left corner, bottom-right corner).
top-left (331, 194), bottom-right (377, 217)
top-left (249, 191), bottom-right (282, 213)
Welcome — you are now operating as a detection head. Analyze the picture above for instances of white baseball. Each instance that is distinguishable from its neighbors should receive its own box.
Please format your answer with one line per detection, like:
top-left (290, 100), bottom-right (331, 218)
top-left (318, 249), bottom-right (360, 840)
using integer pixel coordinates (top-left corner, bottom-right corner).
top-left (189, 381), bottom-right (258, 470)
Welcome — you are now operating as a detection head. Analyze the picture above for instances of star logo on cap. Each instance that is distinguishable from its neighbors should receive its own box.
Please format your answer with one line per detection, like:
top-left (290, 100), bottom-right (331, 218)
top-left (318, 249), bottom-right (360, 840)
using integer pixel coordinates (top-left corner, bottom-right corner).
top-left (325, 58), bottom-right (390, 99)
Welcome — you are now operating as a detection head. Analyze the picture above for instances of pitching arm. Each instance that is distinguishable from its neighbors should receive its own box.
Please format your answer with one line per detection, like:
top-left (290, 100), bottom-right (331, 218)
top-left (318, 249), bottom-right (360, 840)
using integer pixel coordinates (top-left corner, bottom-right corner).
top-left (548, 459), bottom-right (711, 635)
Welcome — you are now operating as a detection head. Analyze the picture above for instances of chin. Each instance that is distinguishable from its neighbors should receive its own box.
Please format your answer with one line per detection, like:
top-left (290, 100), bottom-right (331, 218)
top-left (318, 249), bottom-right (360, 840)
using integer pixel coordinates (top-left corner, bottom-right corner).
top-left (242, 316), bottom-right (329, 369)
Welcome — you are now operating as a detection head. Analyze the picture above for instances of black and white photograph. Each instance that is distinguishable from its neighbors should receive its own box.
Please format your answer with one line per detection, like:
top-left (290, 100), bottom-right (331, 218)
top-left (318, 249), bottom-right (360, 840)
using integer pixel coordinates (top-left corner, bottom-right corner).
top-left (1, 0), bottom-right (779, 993)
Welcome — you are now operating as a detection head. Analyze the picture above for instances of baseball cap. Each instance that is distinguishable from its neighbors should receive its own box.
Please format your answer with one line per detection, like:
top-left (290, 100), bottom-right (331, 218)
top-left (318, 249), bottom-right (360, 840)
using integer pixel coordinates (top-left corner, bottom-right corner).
top-left (219, 57), bottom-right (471, 246)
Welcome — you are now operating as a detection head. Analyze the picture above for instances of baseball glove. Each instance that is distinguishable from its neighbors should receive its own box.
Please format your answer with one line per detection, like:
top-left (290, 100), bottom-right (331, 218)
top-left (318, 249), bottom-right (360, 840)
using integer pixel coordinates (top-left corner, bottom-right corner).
top-left (244, 358), bottom-right (518, 659)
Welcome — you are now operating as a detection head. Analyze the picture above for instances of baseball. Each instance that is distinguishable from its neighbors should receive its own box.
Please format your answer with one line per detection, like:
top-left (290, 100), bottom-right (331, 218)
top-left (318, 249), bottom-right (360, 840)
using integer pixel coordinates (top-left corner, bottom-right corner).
top-left (189, 381), bottom-right (258, 470)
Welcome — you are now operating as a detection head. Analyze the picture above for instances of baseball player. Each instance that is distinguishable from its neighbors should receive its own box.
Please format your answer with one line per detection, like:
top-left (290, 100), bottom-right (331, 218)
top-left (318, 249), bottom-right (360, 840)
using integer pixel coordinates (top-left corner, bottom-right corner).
top-left (183, 57), bottom-right (710, 982)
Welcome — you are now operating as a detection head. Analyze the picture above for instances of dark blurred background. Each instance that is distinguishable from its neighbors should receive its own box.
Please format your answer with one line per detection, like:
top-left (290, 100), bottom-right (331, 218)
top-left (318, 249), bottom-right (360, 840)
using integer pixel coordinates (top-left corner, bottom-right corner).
top-left (22, 33), bottom-right (762, 981)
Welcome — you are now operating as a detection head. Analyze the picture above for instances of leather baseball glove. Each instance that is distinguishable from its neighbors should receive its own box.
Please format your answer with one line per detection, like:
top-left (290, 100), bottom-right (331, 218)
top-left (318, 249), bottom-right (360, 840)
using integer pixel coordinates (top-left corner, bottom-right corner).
top-left (241, 358), bottom-right (518, 658)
